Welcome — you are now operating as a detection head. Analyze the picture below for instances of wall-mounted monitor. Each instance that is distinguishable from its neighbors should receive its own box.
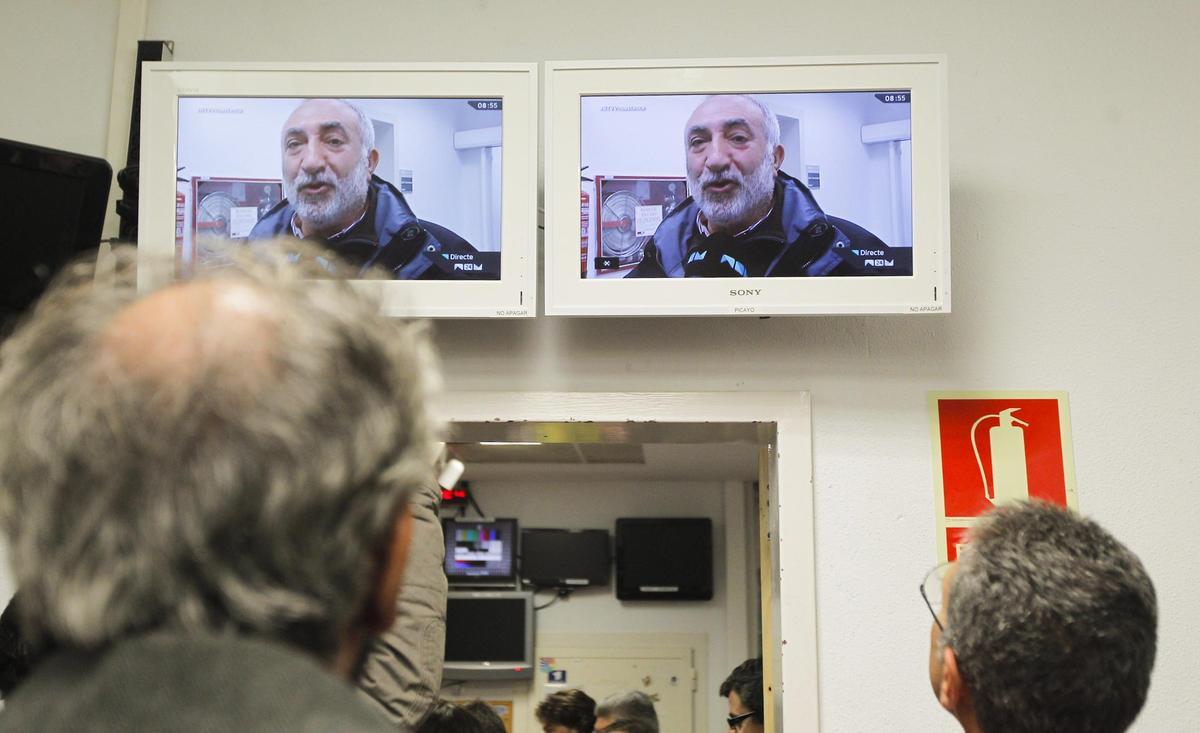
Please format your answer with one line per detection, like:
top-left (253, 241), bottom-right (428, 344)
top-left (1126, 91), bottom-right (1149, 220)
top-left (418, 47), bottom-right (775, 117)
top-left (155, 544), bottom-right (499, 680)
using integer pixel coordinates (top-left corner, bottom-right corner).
top-left (138, 63), bottom-right (537, 318)
top-left (443, 590), bottom-right (535, 681)
top-left (615, 518), bottom-right (713, 601)
top-left (544, 56), bottom-right (950, 316)
top-left (443, 518), bottom-right (518, 586)
top-left (520, 528), bottom-right (611, 588)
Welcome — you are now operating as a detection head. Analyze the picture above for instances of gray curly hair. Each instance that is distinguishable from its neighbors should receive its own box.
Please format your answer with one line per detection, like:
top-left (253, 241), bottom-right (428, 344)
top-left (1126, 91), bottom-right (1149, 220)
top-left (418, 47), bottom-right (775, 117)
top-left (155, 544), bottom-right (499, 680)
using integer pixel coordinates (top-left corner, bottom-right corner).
top-left (944, 501), bottom-right (1157, 733)
top-left (0, 242), bottom-right (442, 659)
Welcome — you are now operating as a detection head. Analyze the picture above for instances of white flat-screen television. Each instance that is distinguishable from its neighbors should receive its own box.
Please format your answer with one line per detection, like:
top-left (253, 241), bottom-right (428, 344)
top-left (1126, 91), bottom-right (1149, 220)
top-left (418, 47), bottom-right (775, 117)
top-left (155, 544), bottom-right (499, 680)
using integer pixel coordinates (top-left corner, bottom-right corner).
top-left (138, 62), bottom-right (537, 318)
top-left (544, 56), bottom-right (950, 316)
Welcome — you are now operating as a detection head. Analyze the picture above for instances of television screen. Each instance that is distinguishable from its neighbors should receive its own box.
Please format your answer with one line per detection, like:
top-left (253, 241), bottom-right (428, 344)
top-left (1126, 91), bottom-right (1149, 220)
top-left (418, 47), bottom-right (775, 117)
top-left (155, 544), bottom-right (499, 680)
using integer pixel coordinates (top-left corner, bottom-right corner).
top-left (520, 528), bottom-right (610, 588)
top-left (444, 590), bottom-right (534, 680)
top-left (544, 56), bottom-right (949, 315)
top-left (615, 518), bottom-right (713, 601)
top-left (443, 518), bottom-right (517, 585)
top-left (175, 97), bottom-right (502, 280)
top-left (138, 63), bottom-right (538, 318)
top-left (0, 138), bottom-right (111, 328)
top-left (580, 91), bottom-right (912, 279)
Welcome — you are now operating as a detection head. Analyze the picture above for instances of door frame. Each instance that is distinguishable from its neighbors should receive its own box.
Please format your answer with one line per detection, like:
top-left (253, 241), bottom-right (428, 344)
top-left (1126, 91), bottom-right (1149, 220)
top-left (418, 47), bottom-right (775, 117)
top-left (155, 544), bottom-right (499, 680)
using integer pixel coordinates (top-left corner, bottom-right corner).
top-left (437, 391), bottom-right (818, 732)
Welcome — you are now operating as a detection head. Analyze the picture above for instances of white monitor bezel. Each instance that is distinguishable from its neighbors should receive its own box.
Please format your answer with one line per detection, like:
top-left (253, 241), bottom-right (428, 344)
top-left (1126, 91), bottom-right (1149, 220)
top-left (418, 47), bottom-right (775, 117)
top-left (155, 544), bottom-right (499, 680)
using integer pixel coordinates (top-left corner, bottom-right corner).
top-left (544, 55), bottom-right (950, 316)
top-left (139, 62), bottom-right (538, 318)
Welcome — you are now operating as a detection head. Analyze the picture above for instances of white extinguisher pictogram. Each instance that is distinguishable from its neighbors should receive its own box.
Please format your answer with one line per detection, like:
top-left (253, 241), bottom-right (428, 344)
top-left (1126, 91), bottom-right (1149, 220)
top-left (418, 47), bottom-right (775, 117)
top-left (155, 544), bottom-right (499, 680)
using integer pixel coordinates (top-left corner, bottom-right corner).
top-left (970, 407), bottom-right (1031, 505)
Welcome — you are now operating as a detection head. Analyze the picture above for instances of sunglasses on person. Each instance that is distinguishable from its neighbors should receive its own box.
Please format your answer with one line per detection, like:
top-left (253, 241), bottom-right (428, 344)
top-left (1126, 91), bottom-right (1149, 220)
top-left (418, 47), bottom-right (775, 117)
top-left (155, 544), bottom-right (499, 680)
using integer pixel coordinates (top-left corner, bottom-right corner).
top-left (726, 710), bottom-right (758, 730)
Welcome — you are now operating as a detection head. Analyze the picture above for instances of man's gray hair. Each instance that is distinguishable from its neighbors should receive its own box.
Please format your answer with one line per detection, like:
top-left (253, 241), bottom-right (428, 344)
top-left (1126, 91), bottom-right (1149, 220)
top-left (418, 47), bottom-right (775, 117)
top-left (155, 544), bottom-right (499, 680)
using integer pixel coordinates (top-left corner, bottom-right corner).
top-left (596, 690), bottom-right (658, 733)
top-left (693, 95), bottom-right (781, 152)
top-left (944, 501), bottom-right (1157, 733)
top-left (0, 244), bottom-right (442, 659)
top-left (337, 98), bottom-right (377, 157)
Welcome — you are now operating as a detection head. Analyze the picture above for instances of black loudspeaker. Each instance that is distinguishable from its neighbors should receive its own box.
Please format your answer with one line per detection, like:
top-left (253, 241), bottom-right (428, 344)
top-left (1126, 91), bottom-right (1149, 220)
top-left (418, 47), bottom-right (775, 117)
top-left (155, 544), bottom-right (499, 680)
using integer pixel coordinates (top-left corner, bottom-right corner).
top-left (615, 517), bottom-right (713, 601)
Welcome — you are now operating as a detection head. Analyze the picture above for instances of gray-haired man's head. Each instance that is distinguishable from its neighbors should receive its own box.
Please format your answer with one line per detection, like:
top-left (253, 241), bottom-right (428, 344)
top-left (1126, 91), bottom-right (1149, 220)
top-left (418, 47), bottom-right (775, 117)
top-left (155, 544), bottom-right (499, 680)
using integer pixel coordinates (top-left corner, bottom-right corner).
top-left (0, 244), bottom-right (442, 674)
top-left (281, 98), bottom-right (380, 239)
top-left (929, 501), bottom-right (1157, 733)
top-left (684, 95), bottom-right (784, 236)
top-left (595, 690), bottom-right (658, 733)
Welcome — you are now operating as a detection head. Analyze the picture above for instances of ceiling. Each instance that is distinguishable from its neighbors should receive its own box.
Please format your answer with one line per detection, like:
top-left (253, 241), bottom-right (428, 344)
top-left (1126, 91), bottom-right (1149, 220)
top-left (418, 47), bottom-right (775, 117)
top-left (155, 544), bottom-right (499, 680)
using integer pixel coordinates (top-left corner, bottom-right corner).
top-left (447, 421), bottom-right (767, 481)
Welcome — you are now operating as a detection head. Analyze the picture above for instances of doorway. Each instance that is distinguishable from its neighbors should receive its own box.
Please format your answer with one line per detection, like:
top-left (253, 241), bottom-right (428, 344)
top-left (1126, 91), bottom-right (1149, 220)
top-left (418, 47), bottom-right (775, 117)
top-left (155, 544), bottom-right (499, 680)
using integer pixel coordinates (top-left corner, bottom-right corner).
top-left (436, 392), bottom-right (817, 732)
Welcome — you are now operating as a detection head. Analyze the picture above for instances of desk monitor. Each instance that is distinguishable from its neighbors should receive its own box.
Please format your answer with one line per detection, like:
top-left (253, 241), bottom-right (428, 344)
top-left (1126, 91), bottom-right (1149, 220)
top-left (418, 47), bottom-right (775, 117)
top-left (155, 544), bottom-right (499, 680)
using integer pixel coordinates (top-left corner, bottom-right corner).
top-left (0, 138), bottom-right (111, 330)
top-left (443, 590), bottom-right (535, 681)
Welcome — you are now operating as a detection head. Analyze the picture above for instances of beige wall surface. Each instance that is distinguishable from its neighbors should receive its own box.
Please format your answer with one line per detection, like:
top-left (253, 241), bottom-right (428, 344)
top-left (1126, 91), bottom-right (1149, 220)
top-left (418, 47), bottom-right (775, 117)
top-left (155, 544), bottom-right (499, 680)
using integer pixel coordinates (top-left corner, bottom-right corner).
top-left (0, 0), bottom-right (120, 154)
top-left (2, 0), bottom-right (1198, 729)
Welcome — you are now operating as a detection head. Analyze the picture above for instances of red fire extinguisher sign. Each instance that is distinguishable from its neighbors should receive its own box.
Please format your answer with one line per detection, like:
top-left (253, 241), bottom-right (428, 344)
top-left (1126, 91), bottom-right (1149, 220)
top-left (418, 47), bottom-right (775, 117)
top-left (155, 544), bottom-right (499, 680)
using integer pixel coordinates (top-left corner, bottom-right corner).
top-left (928, 391), bottom-right (1077, 562)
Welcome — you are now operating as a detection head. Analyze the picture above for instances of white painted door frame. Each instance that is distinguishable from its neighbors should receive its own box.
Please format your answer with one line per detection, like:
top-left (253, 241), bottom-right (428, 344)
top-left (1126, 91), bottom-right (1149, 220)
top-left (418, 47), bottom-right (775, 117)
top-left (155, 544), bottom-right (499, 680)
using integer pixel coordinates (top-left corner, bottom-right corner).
top-left (436, 391), bottom-right (818, 732)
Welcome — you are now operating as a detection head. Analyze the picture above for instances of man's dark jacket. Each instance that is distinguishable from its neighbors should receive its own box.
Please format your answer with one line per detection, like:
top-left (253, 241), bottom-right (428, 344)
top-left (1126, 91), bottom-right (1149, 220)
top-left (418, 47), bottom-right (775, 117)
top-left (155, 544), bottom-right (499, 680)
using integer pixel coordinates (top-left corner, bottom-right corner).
top-left (250, 175), bottom-right (491, 280)
top-left (628, 171), bottom-right (892, 278)
top-left (0, 633), bottom-right (397, 732)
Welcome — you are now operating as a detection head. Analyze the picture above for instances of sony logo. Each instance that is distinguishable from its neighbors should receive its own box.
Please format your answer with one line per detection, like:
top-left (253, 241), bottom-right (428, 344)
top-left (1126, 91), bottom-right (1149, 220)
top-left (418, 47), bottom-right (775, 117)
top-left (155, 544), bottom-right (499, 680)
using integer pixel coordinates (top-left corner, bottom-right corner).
top-left (729, 289), bottom-right (762, 297)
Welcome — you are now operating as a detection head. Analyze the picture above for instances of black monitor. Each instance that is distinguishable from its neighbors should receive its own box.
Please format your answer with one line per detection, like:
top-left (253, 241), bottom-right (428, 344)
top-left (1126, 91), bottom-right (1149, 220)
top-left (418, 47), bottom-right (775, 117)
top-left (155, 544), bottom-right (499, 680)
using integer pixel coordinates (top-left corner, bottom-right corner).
top-left (520, 528), bottom-right (610, 588)
top-left (0, 138), bottom-right (111, 330)
top-left (443, 590), bottom-right (534, 681)
top-left (615, 517), bottom-right (713, 601)
top-left (443, 518), bottom-right (518, 586)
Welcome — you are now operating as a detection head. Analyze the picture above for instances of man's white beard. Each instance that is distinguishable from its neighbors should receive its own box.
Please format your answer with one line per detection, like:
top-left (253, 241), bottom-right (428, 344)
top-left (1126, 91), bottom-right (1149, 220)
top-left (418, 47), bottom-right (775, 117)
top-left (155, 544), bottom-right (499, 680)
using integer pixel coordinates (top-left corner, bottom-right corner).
top-left (285, 154), bottom-right (371, 235)
top-left (689, 151), bottom-right (777, 232)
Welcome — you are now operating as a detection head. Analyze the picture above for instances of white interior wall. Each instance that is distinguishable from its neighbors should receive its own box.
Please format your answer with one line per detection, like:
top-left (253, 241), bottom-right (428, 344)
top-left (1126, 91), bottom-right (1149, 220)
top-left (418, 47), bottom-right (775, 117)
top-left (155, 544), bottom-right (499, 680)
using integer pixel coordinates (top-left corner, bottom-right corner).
top-left (1, 0), bottom-right (1197, 730)
top-left (0, 0), bottom-right (119, 155)
top-left (447, 478), bottom-right (753, 731)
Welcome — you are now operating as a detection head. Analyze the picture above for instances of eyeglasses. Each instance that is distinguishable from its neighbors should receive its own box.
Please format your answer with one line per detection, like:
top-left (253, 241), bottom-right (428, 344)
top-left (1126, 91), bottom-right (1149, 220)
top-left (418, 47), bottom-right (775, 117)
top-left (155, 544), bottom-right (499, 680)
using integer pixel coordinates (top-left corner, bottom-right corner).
top-left (920, 561), bottom-right (952, 632)
top-left (726, 711), bottom-right (758, 730)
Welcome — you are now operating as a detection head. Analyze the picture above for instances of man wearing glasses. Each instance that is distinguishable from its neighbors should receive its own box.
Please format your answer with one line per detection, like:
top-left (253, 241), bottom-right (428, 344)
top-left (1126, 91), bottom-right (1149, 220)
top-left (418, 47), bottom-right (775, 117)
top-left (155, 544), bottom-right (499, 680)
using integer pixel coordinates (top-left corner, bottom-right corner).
top-left (719, 658), bottom-right (763, 732)
top-left (921, 501), bottom-right (1157, 733)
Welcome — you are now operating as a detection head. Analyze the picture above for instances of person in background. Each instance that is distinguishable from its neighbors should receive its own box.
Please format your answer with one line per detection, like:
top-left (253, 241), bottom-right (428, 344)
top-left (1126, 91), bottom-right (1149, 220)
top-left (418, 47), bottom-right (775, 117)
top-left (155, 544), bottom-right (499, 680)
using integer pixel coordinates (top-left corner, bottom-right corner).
top-left (536, 688), bottom-right (597, 733)
top-left (923, 501), bottom-right (1157, 733)
top-left (0, 244), bottom-right (442, 732)
top-left (414, 700), bottom-right (484, 733)
top-left (719, 657), bottom-right (764, 733)
top-left (461, 699), bottom-right (507, 733)
top-left (593, 690), bottom-right (658, 733)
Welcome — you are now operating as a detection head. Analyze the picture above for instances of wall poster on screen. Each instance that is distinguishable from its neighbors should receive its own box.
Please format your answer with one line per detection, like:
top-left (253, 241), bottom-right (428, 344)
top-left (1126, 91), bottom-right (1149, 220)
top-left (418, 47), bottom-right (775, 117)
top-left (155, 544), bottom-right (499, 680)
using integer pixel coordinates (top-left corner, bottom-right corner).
top-left (545, 56), bottom-right (950, 316)
top-left (138, 64), bottom-right (537, 318)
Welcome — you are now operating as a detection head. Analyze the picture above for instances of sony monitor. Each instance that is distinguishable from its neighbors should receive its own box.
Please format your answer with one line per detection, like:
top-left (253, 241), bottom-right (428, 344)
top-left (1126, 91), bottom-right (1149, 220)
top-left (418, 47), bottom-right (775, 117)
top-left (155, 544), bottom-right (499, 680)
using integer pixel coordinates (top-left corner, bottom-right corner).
top-left (443, 590), bottom-right (535, 681)
top-left (137, 63), bottom-right (537, 317)
top-left (544, 55), bottom-right (950, 315)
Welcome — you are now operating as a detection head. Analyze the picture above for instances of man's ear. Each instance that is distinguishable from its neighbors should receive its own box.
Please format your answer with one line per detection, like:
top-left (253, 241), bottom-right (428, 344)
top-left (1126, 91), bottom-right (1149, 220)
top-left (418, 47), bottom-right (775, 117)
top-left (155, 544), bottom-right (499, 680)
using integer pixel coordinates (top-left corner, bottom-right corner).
top-left (364, 503), bottom-right (413, 634)
top-left (772, 144), bottom-right (785, 172)
top-left (367, 148), bottom-right (380, 176)
top-left (938, 646), bottom-right (967, 713)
